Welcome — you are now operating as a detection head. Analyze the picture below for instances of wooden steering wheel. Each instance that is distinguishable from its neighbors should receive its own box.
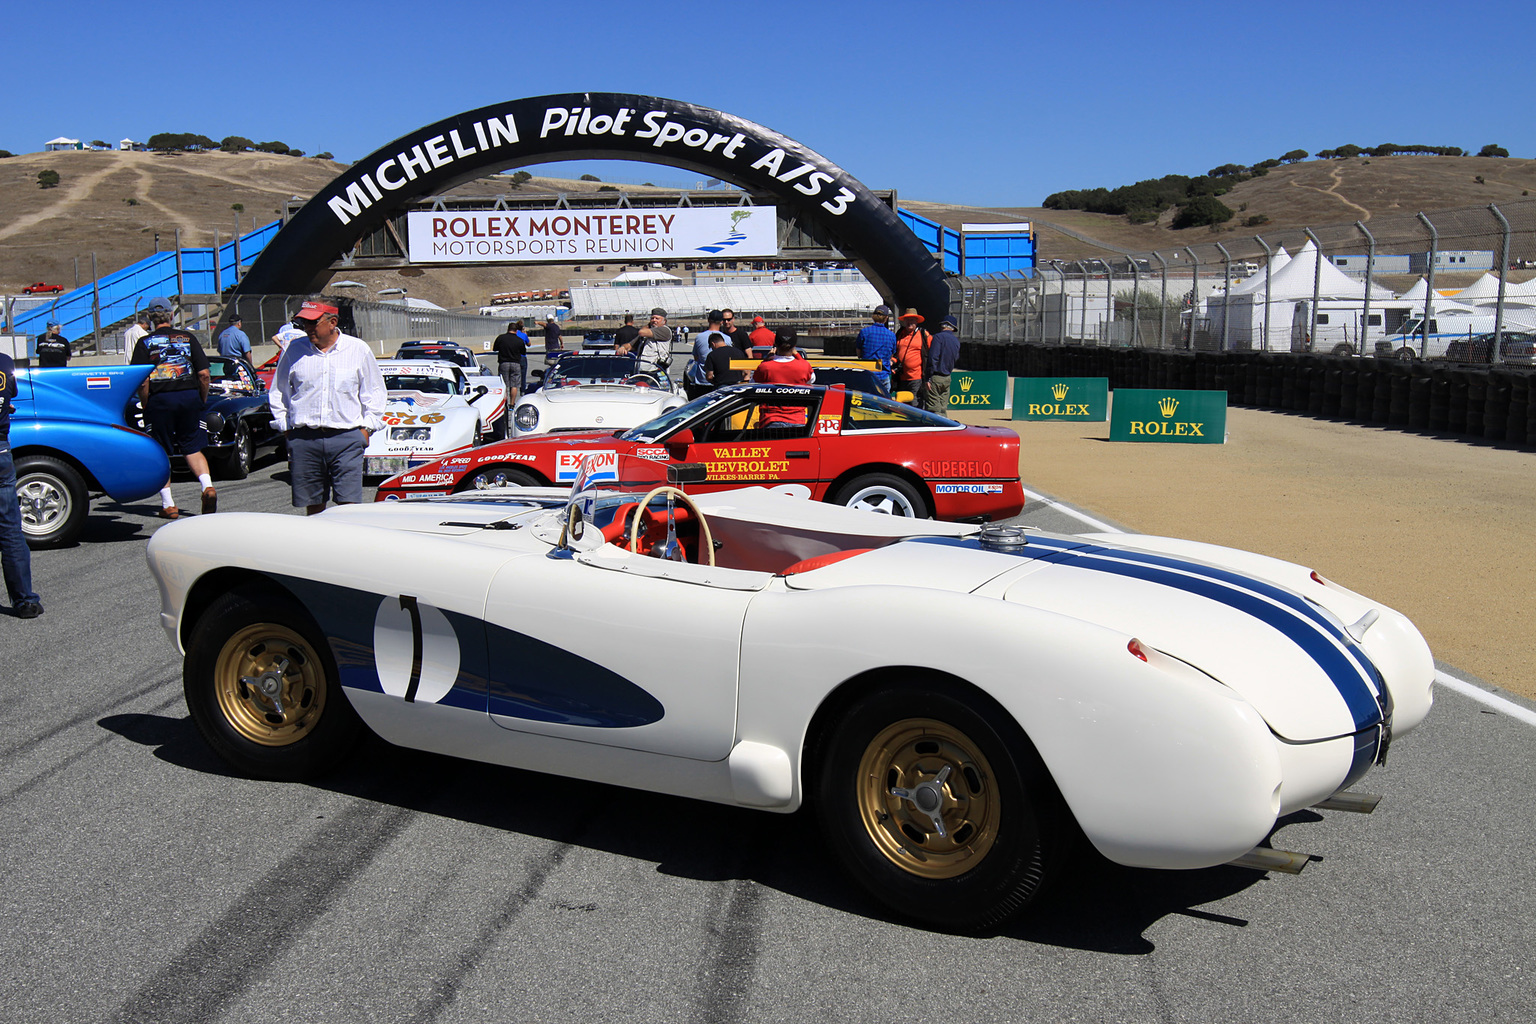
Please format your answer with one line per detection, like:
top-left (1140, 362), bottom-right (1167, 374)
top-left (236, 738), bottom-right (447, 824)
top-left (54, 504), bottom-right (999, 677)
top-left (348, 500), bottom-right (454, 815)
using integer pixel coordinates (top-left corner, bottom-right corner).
top-left (627, 486), bottom-right (715, 566)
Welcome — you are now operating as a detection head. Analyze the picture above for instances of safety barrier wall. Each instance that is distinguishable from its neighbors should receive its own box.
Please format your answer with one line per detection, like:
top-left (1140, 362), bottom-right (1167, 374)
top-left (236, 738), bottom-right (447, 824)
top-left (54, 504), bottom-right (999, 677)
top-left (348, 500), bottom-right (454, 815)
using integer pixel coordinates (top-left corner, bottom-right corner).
top-left (821, 338), bottom-right (1536, 450)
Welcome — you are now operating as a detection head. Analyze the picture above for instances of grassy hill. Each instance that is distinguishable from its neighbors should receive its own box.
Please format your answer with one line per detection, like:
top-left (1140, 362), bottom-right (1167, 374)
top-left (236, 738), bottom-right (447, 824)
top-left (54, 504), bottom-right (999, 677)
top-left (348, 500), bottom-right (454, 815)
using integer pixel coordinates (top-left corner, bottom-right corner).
top-left (906, 155), bottom-right (1536, 262)
top-left (4, 150), bottom-right (1535, 306)
top-left (0, 150), bottom-right (671, 309)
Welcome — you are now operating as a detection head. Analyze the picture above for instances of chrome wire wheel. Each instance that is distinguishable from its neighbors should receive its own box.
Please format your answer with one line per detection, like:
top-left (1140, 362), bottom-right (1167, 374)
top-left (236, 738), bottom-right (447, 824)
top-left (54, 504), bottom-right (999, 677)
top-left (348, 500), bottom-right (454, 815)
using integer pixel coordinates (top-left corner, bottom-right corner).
top-left (855, 717), bottom-right (1001, 879)
top-left (213, 623), bottom-right (327, 746)
top-left (17, 474), bottom-right (71, 538)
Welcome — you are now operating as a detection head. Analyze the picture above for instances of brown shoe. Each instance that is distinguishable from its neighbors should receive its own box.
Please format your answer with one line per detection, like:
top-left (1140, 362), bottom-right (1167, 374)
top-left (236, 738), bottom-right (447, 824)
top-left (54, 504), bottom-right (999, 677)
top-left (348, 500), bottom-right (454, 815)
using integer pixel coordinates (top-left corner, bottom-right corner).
top-left (201, 487), bottom-right (217, 514)
top-left (158, 506), bottom-right (180, 520)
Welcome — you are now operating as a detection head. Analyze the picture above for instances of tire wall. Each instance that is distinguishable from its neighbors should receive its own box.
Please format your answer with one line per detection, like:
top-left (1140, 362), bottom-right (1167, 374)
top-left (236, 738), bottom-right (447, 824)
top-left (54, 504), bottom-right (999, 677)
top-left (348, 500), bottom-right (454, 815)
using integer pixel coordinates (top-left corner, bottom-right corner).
top-left (903, 344), bottom-right (1536, 449)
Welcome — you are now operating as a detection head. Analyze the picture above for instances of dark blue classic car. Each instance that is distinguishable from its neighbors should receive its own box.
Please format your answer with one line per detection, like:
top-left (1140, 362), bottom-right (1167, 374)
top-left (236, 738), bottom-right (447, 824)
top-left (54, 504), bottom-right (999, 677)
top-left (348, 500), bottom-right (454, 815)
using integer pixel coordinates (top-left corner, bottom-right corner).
top-left (199, 356), bottom-right (285, 478)
top-left (10, 365), bottom-right (170, 547)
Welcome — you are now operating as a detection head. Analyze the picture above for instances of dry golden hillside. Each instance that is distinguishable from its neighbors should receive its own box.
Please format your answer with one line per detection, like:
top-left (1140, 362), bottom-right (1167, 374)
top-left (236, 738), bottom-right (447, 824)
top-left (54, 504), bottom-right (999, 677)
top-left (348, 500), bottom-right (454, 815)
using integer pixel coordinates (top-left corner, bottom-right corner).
top-left (907, 155), bottom-right (1536, 262)
top-left (5, 150), bottom-right (1536, 304)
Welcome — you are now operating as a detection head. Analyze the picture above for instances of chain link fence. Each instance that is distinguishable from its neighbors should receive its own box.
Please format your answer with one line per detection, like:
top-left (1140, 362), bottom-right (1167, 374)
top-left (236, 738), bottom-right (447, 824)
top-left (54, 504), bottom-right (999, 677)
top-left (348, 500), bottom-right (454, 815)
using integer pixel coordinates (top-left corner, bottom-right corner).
top-left (224, 295), bottom-right (504, 354)
top-left (954, 200), bottom-right (1536, 365)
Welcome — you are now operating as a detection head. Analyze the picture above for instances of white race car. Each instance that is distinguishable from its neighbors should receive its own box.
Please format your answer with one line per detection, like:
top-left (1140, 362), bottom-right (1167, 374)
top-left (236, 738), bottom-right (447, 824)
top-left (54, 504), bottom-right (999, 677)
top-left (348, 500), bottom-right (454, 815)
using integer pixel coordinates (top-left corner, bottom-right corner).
top-left (513, 352), bottom-right (684, 438)
top-left (147, 456), bottom-right (1433, 933)
top-left (363, 360), bottom-right (502, 479)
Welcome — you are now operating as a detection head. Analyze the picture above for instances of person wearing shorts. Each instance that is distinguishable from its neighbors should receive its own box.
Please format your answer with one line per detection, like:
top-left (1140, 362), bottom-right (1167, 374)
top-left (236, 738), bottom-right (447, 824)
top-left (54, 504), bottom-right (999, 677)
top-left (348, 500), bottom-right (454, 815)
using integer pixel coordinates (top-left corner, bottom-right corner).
top-left (268, 301), bottom-right (385, 514)
top-left (492, 323), bottom-right (527, 429)
top-left (130, 297), bottom-right (215, 518)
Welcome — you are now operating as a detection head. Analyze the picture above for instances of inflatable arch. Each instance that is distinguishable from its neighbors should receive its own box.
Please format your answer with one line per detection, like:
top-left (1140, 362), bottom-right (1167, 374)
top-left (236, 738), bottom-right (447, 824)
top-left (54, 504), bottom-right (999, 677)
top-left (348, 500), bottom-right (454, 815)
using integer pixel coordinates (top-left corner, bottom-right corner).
top-left (236, 93), bottom-right (948, 324)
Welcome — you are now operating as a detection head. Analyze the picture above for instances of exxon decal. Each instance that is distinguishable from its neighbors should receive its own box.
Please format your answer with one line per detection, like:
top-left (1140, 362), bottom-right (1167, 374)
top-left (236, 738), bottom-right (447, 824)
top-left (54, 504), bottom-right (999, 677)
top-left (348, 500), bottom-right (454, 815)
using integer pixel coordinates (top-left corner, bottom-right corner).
top-left (556, 450), bottom-right (617, 482)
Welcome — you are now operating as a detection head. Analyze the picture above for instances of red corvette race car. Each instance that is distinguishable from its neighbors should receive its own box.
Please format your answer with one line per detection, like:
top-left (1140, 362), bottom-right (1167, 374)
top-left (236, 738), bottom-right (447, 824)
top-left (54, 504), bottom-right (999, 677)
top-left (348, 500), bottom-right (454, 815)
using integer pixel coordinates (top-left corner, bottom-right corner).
top-left (376, 382), bottom-right (1023, 521)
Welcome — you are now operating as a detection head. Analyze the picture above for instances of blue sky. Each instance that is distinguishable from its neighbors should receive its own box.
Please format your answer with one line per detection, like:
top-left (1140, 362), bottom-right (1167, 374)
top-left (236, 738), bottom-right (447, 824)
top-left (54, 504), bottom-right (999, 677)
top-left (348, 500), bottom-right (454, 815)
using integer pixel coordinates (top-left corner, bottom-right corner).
top-left (9, 0), bottom-right (1533, 208)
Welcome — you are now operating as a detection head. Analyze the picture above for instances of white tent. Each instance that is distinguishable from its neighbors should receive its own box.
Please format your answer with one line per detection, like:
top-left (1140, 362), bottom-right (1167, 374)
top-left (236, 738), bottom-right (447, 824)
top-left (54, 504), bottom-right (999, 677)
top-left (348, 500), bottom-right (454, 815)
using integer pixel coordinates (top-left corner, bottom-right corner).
top-left (1205, 242), bottom-right (1405, 351)
top-left (1227, 246), bottom-right (1291, 295)
top-left (609, 270), bottom-right (682, 286)
top-left (1444, 272), bottom-right (1536, 308)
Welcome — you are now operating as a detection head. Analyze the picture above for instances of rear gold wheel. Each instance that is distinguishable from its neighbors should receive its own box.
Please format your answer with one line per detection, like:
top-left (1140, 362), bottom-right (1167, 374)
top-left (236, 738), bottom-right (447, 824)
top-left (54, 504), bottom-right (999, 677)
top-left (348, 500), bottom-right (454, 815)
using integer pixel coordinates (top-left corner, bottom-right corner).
top-left (855, 718), bottom-right (1002, 879)
top-left (817, 682), bottom-right (1066, 932)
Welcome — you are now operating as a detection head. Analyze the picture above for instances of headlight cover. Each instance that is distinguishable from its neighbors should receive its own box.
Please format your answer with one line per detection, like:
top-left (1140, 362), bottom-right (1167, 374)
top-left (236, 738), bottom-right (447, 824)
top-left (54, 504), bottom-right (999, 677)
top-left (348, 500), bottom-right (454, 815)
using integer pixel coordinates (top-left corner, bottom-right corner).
top-left (514, 404), bottom-right (539, 431)
top-left (390, 427), bottom-right (432, 441)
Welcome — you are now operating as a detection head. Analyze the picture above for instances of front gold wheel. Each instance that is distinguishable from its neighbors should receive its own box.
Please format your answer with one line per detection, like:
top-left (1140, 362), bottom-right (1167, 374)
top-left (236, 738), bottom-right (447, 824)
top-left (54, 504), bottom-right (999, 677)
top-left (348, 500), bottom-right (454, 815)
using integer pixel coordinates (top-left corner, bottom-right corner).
top-left (213, 623), bottom-right (328, 746)
top-left (186, 585), bottom-right (363, 780)
top-left (855, 718), bottom-right (1001, 879)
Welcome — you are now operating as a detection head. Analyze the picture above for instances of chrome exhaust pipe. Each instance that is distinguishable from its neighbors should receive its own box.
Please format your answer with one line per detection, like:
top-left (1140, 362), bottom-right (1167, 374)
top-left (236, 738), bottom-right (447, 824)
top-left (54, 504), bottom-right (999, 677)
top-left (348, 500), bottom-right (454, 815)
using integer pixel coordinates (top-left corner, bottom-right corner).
top-left (1227, 847), bottom-right (1311, 874)
top-left (1316, 791), bottom-right (1382, 814)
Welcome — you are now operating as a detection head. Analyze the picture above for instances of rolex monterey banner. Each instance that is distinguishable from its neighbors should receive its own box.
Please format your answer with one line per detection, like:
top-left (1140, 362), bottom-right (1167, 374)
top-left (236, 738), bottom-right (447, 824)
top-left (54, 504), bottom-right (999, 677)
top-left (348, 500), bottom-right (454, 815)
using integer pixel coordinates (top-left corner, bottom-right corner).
top-left (1109, 389), bottom-right (1228, 444)
top-left (406, 206), bottom-right (778, 263)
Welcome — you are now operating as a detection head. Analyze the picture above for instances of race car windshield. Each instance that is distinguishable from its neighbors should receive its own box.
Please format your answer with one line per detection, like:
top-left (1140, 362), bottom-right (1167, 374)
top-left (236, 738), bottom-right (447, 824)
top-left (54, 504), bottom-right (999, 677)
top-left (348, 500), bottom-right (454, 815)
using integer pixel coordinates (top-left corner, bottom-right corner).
top-left (547, 355), bottom-right (638, 384)
top-left (384, 374), bottom-right (455, 394)
top-left (618, 389), bottom-right (735, 443)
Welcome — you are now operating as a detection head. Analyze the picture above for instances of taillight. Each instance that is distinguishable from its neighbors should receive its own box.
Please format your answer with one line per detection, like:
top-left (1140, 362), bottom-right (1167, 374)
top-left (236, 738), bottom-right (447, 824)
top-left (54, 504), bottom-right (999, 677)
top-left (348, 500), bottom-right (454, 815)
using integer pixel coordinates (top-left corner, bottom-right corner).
top-left (1127, 638), bottom-right (1148, 662)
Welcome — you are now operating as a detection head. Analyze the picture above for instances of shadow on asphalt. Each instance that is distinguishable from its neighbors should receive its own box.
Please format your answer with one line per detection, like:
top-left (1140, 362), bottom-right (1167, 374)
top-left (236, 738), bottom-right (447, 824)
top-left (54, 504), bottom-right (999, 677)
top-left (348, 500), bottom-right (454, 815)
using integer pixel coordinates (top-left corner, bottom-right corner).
top-left (101, 713), bottom-right (1267, 952)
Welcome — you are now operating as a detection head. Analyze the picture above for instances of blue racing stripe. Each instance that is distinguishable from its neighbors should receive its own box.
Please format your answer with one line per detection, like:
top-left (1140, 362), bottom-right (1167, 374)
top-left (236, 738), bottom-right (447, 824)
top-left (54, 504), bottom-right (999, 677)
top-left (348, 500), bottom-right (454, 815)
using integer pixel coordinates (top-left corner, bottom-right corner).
top-left (1019, 538), bottom-right (1382, 731)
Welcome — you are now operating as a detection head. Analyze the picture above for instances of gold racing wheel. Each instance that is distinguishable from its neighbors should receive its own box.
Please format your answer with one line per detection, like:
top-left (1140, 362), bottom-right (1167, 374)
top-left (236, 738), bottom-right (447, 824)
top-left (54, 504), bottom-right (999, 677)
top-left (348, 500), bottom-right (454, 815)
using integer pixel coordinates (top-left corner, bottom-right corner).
top-left (628, 486), bottom-right (715, 566)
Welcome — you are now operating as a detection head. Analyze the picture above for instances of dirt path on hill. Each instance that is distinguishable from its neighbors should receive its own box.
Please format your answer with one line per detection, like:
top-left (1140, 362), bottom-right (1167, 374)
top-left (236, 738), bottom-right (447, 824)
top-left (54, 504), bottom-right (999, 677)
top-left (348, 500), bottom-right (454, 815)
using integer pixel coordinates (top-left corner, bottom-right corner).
top-left (951, 405), bottom-right (1536, 702)
top-left (1289, 165), bottom-right (1373, 222)
top-left (0, 161), bottom-right (122, 243)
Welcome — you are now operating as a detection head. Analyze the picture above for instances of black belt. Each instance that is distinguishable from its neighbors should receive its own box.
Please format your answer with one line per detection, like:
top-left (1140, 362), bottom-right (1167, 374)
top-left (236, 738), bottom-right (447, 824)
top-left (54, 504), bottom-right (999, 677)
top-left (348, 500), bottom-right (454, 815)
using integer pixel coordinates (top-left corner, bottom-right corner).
top-left (291, 425), bottom-right (361, 437)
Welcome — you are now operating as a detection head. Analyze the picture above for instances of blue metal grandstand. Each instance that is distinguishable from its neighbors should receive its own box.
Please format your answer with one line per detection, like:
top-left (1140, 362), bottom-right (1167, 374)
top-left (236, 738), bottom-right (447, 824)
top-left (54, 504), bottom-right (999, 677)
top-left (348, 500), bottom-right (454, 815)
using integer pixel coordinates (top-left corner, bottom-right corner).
top-left (8, 220), bottom-right (282, 339)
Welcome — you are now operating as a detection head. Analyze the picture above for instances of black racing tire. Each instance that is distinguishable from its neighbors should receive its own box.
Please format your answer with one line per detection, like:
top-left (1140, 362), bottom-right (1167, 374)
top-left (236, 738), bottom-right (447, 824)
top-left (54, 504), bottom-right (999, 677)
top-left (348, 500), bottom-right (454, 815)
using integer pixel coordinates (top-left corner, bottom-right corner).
top-left (15, 455), bottom-right (89, 549)
top-left (215, 422), bottom-right (252, 480)
top-left (457, 465), bottom-right (540, 492)
top-left (816, 682), bottom-right (1068, 933)
top-left (829, 472), bottom-right (929, 518)
top-left (183, 584), bottom-right (363, 781)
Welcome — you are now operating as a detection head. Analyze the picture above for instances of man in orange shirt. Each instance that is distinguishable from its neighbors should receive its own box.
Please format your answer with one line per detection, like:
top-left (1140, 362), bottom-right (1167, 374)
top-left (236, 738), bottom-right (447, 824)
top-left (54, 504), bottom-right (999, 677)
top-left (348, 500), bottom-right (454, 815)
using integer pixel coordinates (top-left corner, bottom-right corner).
top-left (894, 307), bottom-right (931, 405)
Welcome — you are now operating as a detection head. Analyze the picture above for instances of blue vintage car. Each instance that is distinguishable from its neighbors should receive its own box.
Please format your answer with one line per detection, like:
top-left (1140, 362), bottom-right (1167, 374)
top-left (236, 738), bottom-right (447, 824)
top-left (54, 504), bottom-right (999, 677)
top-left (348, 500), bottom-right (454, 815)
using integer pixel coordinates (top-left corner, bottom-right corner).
top-left (9, 365), bottom-right (171, 547)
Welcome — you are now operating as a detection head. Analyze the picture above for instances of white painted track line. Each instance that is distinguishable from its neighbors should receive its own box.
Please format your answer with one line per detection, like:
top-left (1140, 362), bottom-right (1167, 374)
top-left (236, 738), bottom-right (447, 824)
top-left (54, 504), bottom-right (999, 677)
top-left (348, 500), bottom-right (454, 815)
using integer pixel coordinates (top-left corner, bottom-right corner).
top-left (1434, 670), bottom-right (1536, 729)
top-left (1023, 488), bottom-right (1124, 534)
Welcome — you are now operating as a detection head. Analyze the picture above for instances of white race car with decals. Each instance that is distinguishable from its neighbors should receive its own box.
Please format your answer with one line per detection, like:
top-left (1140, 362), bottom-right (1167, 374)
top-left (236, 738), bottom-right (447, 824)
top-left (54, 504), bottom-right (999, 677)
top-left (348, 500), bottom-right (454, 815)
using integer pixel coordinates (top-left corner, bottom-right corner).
top-left (148, 455), bottom-right (1432, 933)
top-left (512, 352), bottom-right (684, 439)
top-left (363, 360), bottom-right (502, 479)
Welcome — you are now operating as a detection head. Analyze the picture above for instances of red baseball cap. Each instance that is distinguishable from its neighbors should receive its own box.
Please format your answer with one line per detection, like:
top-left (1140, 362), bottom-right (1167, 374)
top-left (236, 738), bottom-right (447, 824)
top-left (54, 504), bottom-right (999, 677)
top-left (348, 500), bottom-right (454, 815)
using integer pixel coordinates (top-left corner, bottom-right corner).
top-left (293, 300), bottom-right (339, 321)
top-left (752, 316), bottom-right (765, 325)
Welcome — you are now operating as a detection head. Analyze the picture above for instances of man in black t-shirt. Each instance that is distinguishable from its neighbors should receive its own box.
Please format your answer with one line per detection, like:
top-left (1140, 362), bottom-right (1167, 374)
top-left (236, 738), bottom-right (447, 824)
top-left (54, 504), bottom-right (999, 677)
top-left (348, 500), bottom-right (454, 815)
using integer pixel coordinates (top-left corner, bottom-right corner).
top-left (35, 323), bottom-right (70, 367)
top-left (703, 332), bottom-right (744, 389)
top-left (129, 297), bottom-right (215, 518)
top-left (613, 313), bottom-right (640, 355)
top-left (720, 309), bottom-right (752, 354)
top-left (491, 324), bottom-right (528, 424)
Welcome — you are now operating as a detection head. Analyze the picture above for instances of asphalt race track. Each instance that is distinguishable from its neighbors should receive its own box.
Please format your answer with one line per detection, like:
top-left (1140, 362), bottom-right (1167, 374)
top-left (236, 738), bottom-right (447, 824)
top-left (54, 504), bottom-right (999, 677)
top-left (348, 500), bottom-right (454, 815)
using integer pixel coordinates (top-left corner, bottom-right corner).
top-left (2, 457), bottom-right (1533, 1024)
